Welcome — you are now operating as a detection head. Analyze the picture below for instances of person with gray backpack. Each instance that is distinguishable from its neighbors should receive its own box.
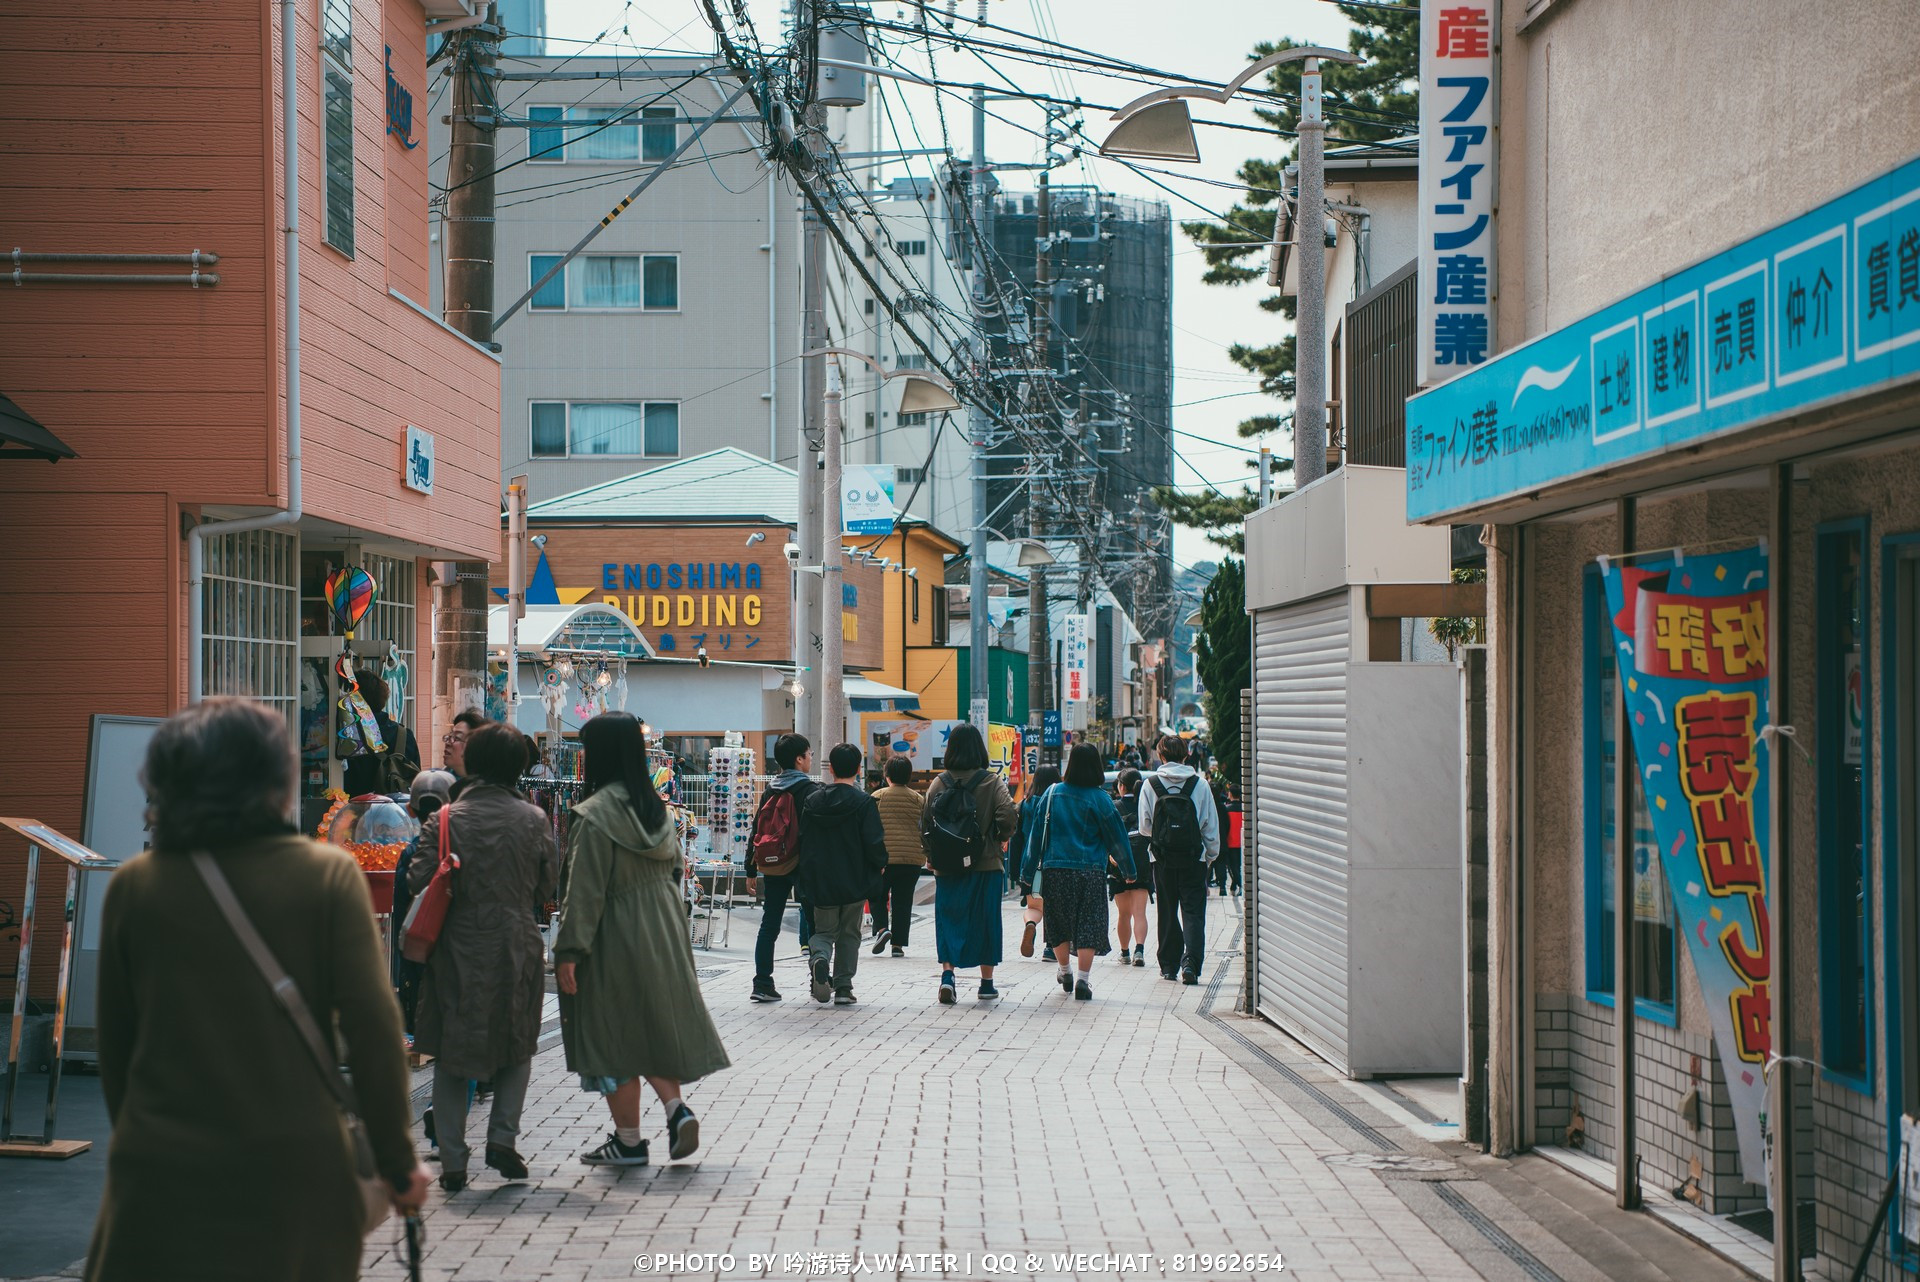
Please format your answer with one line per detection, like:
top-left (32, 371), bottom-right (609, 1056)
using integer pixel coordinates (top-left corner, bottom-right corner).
top-left (921, 723), bottom-right (1019, 1005)
top-left (1138, 736), bottom-right (1220, 985)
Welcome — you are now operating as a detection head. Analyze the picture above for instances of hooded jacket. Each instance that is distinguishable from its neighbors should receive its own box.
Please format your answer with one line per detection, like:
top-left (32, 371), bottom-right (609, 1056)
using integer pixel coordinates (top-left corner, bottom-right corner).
top-left (798, 781), bottom-right (888, 907)
top-left (1135, 761), bottom-right (1221, 861)
top-left (746, 767), bottom-right (818, 875)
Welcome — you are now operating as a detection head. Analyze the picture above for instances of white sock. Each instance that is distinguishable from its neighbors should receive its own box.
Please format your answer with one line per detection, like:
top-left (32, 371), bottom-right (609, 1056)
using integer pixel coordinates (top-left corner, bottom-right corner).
top-left (1078, 959), bottom-right (1093, 977)
top-left (616, 1124), bottom-right (642, 1147)
top-left (1057, 960), bottom-right (1070, 976)
top-left (662, 1096), bottom-right (685, 1116)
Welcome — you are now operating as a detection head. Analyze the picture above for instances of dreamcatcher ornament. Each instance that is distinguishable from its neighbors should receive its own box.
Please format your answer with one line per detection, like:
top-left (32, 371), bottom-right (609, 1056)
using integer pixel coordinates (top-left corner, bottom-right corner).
top-left (538, 664), bottom-right (569, 737)
top-left (324, 568), bottom-right (386, 759)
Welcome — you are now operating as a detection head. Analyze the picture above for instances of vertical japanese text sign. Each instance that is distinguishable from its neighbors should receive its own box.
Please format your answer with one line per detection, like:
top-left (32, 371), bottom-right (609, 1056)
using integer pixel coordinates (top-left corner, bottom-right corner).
top-left (1418, 4), bottom-right (1498, 386)
top-left (1601, 545), bottom-right (1773, 1183)
top-left (1062, 613), bottom-right (1091, 728)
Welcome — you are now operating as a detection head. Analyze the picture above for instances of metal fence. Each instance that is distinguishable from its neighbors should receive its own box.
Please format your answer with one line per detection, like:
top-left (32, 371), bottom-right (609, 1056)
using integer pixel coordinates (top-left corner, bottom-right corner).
top-left (1344, 260), bottom-right (1417, 469)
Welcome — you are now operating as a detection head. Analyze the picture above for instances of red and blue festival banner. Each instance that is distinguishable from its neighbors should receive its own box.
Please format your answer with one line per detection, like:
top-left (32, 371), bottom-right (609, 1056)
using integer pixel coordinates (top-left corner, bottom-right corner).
top-left (1601, 543), bottom-right (1772, 1183)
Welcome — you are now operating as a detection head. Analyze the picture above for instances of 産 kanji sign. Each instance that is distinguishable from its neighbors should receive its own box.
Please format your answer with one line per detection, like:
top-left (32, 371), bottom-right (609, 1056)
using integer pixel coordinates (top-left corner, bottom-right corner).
top-left (1417, 4), bottom-right (1497, 387)
top-left (1407, 156), bottom-right (1920, 522)
top-left (1602, 545), bottom-right (1774, 1183)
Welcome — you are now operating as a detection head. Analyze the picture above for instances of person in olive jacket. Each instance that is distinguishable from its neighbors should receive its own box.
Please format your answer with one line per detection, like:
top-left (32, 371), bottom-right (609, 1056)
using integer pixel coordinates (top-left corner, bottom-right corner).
top-left (870, 754), bottom-right (927, 955)
top-left (555, 713), bottom-right (730, 1169)
top-left (86, 698), bottom-right (428, 1282)
top-left (921, 723), bottom-right (1019, 1005)
top-left (798, 743), bottom-right (889, 1004)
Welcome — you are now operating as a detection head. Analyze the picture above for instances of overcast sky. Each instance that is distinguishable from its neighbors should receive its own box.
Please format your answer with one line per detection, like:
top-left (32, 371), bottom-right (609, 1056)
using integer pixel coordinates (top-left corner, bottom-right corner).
top-left (539, 0), bottom-right (1358, 570)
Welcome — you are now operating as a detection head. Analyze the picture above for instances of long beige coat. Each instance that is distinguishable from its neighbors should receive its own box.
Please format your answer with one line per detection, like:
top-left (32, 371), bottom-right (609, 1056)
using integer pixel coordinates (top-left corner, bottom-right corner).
top-left (86, 834), bottom-right (414, 1282)
top-left (407, 782), bottom-right (558, 1077)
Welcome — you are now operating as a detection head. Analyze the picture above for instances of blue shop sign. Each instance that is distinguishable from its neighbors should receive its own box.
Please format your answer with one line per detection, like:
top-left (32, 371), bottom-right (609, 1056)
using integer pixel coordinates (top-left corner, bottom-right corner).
top-left (1406, 156), bottom-right (1920, 522)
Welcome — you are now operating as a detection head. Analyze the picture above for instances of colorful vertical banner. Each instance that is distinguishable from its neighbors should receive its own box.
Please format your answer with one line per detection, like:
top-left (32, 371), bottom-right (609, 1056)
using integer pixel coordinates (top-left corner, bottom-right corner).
top-left (1062, 612), bottom-right (1092, 731)
top-left (1601, 544), bottom-right (1773, 1182)
top-left (1417, 0), bottom-right (1498, 387)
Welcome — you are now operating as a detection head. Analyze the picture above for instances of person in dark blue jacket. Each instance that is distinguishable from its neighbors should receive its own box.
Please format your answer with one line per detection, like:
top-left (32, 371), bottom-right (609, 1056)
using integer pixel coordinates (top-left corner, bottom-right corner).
top-left (1007, 764), bottom-right (1061, 959)
top-left (1030, 743), bottom-right (1134, 1001)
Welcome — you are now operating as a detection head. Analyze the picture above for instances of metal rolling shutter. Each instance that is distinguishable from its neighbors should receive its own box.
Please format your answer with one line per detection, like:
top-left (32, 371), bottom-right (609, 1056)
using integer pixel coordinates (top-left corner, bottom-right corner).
top-left (1252, 593), bottom-right (1351, 1071)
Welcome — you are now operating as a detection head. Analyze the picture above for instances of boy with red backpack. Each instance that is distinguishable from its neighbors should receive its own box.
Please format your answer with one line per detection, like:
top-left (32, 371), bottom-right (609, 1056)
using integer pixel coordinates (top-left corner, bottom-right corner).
top-left (746, 734), bottom-right (818, 1002)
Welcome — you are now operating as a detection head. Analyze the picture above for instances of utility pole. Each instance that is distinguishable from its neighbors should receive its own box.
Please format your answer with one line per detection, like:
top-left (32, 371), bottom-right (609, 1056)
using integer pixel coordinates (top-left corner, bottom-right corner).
top-left (820, 356), bottom-right (846, 752)
top-left (1290, 54), bottom-right (1330, 486)
top-left (1027, 170), bottom-right (1053, 764)
top-left (966, 46), bottom-right (992, 733)
top-left (438, 7), bottom-right (500, 743)
top-left (798, 182), bottom-right (827, 753)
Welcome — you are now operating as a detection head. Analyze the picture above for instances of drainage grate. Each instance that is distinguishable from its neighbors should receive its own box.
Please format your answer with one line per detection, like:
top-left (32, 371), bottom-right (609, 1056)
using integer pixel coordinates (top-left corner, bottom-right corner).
top-left (1432, 1182), bottom-right (1565, 1282)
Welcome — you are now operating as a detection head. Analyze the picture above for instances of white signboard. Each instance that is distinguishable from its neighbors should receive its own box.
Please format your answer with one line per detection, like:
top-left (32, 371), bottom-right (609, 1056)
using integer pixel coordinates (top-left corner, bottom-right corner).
top-left (1062, 611), bottom-right (1092, 728)
top-left (404, 424), bottom-right (435, 494)
top-left (1417, 1), bottom-right (1498, 387)
top-left (842, 463), bottom-right (896, 535)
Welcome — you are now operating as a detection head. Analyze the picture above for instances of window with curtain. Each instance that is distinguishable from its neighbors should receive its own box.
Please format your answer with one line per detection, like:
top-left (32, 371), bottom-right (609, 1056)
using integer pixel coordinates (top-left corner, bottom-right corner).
top-left (575, 256), bottom-right (641, 308)
top-left (529, 255), bottom-right (566, 310)
top-left (528, 106), bottom-right (565, 162)
top-left (320, 0), bottom-right (353, 257)
top-left (570, 403), bottom-right (643, 455)
top-left (530, 402), bottom-right (567, 457)
top-left (1584, 565), bottom-right (1676, 1014)
top-left (641, 105), bottom-right (677, 160)
top-left (568, 106), bottom-right (636, 160)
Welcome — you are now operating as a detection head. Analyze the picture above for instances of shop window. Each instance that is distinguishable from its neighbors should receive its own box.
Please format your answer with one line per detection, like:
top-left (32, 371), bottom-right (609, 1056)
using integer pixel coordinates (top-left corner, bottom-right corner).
top-left (640, 105), bottom-right (677, 160)
top-left (1583, 565), bottom-right (1677, 1020)
top-left (526, 254), bottom-right (678, 311)
top-left (1887, 535), bottom-right (1920, 1267)
top-left (1817, 519), bottom-right (1872, 1087)
top-left (359, 553), bottom-right (417, 730)
top-left (320, 0), bottom-right (354, 257)
top-left (202, 529), bottom-right (298, 718)
top-left (529, 401), bottom-right (678, 458)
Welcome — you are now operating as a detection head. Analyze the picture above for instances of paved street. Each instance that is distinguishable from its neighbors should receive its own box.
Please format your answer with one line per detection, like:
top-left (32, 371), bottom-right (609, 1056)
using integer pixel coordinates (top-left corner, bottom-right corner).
top-left (348, 897), bottom-right (1750, 1282)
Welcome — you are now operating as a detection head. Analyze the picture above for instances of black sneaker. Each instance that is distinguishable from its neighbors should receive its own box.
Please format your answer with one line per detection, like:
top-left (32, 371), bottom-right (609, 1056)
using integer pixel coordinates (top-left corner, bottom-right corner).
top-left (891, 946), bottom-right (905, 958)
top-left (1058, 969), bottom-right (1074, 994)
top-left (1161, 970), bottom-right (1178, 981)
top-left (1181, 970), bottom-right (1199, 986)
top-left (667, 1104), bottom-right (700, 1160)
top-left (1132, 946), bottom-right (1146, 967)
top-left (1074, 979), bottom-right (1093, 1001)
top-left (810, 956), bottom-right (832, 1003)
top-left (833, 989), bottom-right (857, 1005)
top-left (750, 981), bottom-right (783, 1003)
top-left (938, 974), bottom-right (957, 1005)
top-left (439, 1170), bottom-right (466, 1193)
top-left (871, 927), bottom-right (892, 954)
top-left (485, 1144), bottom-right (529, 1180)
top-left (977, 979), bottom-right (1000, 1002)
top-left (581, 1132), bottom-right (650, 1166)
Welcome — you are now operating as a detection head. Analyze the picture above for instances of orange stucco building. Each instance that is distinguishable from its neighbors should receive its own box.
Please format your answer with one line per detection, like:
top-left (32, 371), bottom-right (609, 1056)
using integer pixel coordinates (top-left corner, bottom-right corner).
top-left (0, 0), bottom-right (502, 1002)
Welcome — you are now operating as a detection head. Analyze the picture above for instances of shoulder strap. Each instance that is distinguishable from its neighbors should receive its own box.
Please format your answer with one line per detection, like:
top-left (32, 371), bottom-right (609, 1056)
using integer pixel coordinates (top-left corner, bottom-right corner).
top-left (1149, 776), bottom-right (1172, 799)
top-left (191, 851), bottom-right (364, 1121)
top-left (1176, 777), bottom-right (1198, 800)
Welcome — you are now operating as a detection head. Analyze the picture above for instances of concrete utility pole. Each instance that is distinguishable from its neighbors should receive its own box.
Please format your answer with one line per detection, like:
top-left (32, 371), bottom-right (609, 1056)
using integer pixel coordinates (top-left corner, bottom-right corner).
top-left (438, 7), bottom-right (501, 740)
top-left (819, 356), bottom-right (846, 753)
top-left (1027, 170), bottom-right (1053, 763)
top-left (1291, 55), bottom-right (1330, 486)
top-left (797, 96), bottom-right (828, 754)
top-left (966, 49), bottom-right (992, 732)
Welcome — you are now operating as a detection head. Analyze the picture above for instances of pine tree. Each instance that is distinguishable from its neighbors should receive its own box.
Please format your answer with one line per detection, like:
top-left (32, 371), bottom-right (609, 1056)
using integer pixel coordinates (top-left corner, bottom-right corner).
top-left (1156, 4), bottom-right (1418, 546)
top-left (1193, 558), bottom-right (1250, 779)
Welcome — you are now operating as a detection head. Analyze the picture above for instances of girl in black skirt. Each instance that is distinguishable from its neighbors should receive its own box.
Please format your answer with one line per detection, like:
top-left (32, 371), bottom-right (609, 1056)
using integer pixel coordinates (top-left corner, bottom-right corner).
top-left (1031, 743), bottom-right (1136, 1000)
top-left (1109, 769), bottom-right (1151, 967)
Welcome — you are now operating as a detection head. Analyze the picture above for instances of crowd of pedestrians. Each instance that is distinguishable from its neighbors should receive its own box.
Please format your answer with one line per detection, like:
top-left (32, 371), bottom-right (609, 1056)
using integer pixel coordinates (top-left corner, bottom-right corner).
top-left (84, 694), bottom-right (1227, 1278)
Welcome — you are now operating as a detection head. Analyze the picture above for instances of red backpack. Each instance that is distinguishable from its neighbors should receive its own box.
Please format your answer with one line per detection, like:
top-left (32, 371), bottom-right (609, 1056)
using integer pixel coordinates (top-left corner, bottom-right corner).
top-left (750, 788), bottom-right (802, 876)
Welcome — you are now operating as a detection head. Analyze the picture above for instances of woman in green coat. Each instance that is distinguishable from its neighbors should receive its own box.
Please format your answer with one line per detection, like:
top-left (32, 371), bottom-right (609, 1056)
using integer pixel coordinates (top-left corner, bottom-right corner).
top-left (554, 712), bottom-right (730, 1168)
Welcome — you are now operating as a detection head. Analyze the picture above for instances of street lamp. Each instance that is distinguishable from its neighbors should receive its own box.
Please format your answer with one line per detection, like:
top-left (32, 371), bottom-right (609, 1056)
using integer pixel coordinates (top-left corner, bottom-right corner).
top-left (1099, 46), bottom-right (1358, 487)
top-left (801, 346), bottom-right (961, 754)
top-left (974, 529), bottom-right (1058, 568)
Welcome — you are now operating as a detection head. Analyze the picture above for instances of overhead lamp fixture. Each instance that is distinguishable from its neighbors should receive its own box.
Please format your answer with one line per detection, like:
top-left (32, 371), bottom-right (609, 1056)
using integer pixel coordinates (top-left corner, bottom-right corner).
top-left (802, 346), bottom-right (962, 417)
top-left (745, 531), bottom-right (765, 546)
top-left (1097, 45), bottom-right (1356, 164)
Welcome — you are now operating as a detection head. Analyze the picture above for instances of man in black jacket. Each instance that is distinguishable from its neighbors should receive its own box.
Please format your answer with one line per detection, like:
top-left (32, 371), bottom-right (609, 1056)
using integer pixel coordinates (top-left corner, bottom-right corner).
top-left (799, 743), bottom-right (889, 1005)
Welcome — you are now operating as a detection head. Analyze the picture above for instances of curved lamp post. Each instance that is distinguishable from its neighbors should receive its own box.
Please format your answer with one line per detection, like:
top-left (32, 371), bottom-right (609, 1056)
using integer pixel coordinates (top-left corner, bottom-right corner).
top-left (800, 346), bottom-right (961, 755)
top-left (1099, 46), bottom-right (1358, 485)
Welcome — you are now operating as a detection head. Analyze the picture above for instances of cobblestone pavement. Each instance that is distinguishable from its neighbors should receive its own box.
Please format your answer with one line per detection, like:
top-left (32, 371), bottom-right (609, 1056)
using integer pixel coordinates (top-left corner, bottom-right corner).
top-left (359, 897), bottom-right (1750, 1282)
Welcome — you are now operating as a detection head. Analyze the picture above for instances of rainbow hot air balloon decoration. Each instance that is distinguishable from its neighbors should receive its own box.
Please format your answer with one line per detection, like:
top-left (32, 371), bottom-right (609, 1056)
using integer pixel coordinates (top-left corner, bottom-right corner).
top-left (324, 567), bottom-right (379, 639)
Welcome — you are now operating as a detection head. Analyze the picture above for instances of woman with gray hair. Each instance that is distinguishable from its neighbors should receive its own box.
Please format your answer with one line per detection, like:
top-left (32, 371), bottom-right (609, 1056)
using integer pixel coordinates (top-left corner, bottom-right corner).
top-left (391, 768), bottom-right (455, 1034)
top-left (85, 698), bottom-right (428, 1281)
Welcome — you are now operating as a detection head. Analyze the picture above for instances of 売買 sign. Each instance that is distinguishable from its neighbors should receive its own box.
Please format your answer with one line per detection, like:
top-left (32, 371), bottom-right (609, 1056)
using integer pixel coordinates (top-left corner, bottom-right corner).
top-left (1407, 155), bottom-right (1920, 522)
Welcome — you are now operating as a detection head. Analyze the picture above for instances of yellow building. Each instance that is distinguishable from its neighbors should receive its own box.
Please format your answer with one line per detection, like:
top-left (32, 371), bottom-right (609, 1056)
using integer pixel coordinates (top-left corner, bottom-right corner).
top-left (864, 517), bottom-right (965, 720)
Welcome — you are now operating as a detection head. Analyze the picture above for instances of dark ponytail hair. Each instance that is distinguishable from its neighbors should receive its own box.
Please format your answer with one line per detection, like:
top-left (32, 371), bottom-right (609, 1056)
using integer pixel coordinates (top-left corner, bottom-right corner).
top-left (580, 712), bottom-right (667, 831)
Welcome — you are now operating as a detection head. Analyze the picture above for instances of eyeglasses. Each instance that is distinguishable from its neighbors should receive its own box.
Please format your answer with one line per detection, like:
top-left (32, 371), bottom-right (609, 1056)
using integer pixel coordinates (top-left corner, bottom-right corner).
top-left (443, 731), bottom-right (469, 744)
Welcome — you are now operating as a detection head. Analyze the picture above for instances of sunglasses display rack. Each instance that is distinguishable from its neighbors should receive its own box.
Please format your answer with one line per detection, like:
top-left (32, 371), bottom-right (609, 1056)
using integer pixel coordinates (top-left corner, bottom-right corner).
top-left (704, 747), bottom-right (758, 869)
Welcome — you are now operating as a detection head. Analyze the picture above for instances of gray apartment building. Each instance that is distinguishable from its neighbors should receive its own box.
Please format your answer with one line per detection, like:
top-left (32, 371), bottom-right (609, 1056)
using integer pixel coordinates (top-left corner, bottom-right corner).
top-left (428, 56), bottom-right (805, 504)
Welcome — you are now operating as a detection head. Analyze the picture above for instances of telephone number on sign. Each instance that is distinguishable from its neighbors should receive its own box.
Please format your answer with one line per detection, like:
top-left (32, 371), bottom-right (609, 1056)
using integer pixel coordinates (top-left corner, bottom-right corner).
top-left (1169, 1254), bottom-right (1286, 1272)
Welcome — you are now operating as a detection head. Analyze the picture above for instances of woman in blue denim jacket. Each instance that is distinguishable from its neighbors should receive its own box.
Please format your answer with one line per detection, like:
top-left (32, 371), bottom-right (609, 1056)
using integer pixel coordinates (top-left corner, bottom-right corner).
top-left (1031, 744), bottom-right (1135, 1001)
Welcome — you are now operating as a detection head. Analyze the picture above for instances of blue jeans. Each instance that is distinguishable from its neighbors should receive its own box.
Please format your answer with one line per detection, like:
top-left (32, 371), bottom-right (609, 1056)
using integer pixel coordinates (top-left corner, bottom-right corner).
top-left (755, 873), bottom-right (804, 984)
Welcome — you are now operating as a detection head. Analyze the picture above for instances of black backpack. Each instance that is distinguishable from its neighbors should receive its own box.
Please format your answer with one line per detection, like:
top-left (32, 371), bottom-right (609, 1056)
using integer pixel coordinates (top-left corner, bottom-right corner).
top-left (1148, 776), bottom-right (1204, 862)
top-left (926, 770), bottom-right (989, 877)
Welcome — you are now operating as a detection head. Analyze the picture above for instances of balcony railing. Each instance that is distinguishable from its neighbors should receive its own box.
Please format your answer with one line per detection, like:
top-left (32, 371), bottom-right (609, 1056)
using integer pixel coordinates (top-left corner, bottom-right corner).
top-left (1344, 259), bottom-right (1416, 469)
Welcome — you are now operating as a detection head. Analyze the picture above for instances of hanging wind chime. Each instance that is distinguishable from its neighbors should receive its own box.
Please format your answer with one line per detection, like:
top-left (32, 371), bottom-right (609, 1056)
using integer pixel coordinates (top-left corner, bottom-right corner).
top-left (325, 567), bottom-right (386, 758)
